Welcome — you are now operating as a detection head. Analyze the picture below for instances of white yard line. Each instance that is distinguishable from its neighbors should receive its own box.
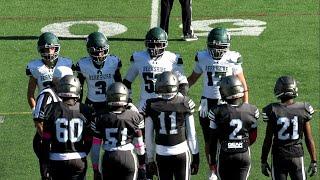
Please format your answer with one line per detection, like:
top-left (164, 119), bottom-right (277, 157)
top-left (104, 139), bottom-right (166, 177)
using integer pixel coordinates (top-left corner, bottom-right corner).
top-left (150, 0), bottom-right (160, 28)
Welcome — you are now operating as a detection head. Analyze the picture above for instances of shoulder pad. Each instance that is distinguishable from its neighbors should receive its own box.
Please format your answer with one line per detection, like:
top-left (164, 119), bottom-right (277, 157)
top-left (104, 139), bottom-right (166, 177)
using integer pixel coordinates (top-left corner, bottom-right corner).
top-left (262, 104), bottom-right (273, 122)
top-left (237, 56), bottom-right (243, 63)
top-left (183, 96), bottom-right (195, 113)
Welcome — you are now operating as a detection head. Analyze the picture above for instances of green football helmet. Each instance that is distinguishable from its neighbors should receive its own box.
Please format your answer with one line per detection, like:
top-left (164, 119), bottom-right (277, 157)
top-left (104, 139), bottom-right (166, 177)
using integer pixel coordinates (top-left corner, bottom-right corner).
top-left (218, 75), bottom-right (244, 101)
top-left (207, 27), bottom-right (231, 59)
top-left (155, 71), bottom-right (179, 99)
top-left (37, 32), bottom-right (60, 66)
top-left (145, 27), bottom-right (168, 57)
top-left (57, 75), bottom-right (81, 99)
top-left (106, 82), bottom-right (129, 106)
top-left (274, 76), bottom-right (298, 99)
top-left (86, 32), bottom-right (109, 65)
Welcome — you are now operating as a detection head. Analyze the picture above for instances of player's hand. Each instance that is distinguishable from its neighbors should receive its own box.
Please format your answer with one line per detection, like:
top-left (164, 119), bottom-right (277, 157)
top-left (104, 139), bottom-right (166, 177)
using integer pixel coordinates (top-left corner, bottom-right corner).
top-left (191, 153), bottom-right (200, 175)
top-left (199, 98), bottom-right (208, 118)
top-left (261, 162), bottom-right (271, 177)
top-left (308, 161), bottom-right (317, 177)
top-left (93, 169), bottom-right (102, 180)
top-left (146, 161), bottom-right (157, 176)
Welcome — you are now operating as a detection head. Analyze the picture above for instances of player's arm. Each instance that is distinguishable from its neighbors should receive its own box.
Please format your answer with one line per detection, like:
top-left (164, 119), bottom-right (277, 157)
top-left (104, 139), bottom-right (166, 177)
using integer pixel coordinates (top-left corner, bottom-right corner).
top-left (261, 120), bottom-right (273, 163)
top-left (304, 121), bottom-right (317, 162)
top-left (187, 55), bottom-right (202, 88)
top-left (123, 55), bottom-right (139, 101)
top-left (249, 108), bottom-right (259, 145)
top-left (236, 72), bottom-right (249, 103)
top-left (186, 112), bottom-right (200, 175)
top-left (113, 59), bottom-right (122, 82)
top-left (145, 116), bottom-right (155, 163)
top-left (208, 109), bottom-right (218, 167)
top-left (33, 93), bottom-right (52, 136)
top-left (27, 76), bottom-right (37, 110)
top-left (73, 63), bottom-right (85, 102)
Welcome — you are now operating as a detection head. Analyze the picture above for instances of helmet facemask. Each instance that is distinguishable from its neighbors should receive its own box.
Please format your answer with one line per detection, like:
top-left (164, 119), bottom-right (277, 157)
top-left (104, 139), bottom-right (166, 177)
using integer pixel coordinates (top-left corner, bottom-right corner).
top-left (207, 42), bottom-right (230, 60)
top-left (88, 45), bottom-right (109, 66)
top-left (38, 44), bottom-right (60, 67)
top-left (156, 85), bottom-right (178, 100)
top-left (145, 40), bottom-right (167, 57)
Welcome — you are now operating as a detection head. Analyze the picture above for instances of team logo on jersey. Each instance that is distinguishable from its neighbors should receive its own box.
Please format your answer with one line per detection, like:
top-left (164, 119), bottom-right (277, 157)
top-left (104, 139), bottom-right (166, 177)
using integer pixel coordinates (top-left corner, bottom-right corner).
top-left (228, 142), bottom-right (243, 149)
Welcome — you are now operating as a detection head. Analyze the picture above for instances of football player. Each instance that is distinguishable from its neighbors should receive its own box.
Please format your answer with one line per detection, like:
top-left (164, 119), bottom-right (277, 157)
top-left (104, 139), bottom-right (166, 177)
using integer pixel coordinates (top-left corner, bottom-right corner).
top-left (73, 31), bottom-right (122, 178)
top-left (208, 75), bottom-right (259, 180)
top-left (187, 27), bottom-right (249, 178)
top-left (92, 82), bottom-right (145, 180)
top-left (145, 71), bottom-right (199, 180)
top-left (26, 32), bottom-right (73, 114)
top-left (40, 75), bottom-right (94, 180)
top-left (261, 76), bottom-right (317, 179)
top-left (123, 27), bottom-right (189, 112)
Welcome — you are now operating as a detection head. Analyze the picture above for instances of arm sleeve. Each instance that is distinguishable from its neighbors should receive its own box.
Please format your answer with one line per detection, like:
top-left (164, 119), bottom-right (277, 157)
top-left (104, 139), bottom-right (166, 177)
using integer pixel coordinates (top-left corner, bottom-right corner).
top-left (145, 116), bottom-right (155, 162)
top-left (124, 56), bottom-right (139, 82)
top-left (185, 114), bottom-right (199, 154)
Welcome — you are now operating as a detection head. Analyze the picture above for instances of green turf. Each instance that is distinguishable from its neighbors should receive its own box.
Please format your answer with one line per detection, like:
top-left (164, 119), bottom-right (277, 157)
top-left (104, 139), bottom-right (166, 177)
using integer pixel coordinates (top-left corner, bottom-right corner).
top-left (0, 0), bottom-right (318, 179)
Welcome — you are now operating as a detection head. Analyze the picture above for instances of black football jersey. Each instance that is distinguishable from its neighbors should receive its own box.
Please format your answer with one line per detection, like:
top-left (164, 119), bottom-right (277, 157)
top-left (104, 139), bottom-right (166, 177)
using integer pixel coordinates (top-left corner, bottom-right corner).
top-left (94, 110), bottom-right (144, 150)
top-left (209, 103), bottom-right (259, 153)
top-left (262, 102), bottom-right (314, 158)
top-left (145, 94), bottom-right (195, 146)
top-left (43, 102), bottom-right (93, 153)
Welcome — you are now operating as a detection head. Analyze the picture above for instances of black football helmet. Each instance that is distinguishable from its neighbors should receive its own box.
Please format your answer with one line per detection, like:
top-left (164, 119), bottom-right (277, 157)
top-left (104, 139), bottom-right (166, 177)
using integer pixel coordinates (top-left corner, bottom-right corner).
top-left (274, 76), bottom-right (298, 99)
top-left (145, 27), bottom-right (168, 57)
top-left (155, 71), bottom-right (179, 99)
top-left (57, 75), bottom-right (81, 99)
top-left (86, 32), bottom-right (109, 66)
top-left (218, 75), bottom-right (244, 101)
top-left (207, 27), bottom-right (231, 59)
top-left (37, 32), bottom-right (60, 67)
top-left (106, 82), bottom-right (129, 106)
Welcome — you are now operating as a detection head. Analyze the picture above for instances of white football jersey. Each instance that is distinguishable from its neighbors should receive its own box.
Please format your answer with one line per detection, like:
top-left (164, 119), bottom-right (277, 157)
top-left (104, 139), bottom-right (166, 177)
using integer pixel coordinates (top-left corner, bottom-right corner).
top-left (26, 57), bottom-right (73, 94)
top-left (75, 55), bottom-right (121, 102)
top-left (124, 50), bottom-right (188, 110)
top-left (193, 50), bottom-right (243, 99)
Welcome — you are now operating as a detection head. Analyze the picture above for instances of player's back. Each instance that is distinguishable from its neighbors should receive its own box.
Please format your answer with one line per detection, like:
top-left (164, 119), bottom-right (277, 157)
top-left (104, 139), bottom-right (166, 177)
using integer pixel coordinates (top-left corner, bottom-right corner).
top-left (44, 102), bottom-right (92, 155)
top-left (211, 103), bottom-right (258, 153)
top-left (146, 93), bottom-right (194, 146)
top-left (96, 110), bottom-right (144, 151)
top-left (262, 101), bottom-right (314, 158)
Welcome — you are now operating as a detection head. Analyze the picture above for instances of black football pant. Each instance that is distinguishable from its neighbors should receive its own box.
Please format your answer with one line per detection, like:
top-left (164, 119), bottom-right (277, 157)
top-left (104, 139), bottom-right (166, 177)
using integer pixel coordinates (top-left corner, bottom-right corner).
top-left (50, 158), bottom-right (87, 180)
top-left (156, 151), bottom-right (191, 180)
top-left (33, 132), bottom-right (51, 180)
top-left (218, 149), bottom-right (251, 180)
top-left (102, 150), bottom-right (138, 180)
top-left (160, 0), bottom-right (192, 35)
top-left (272, 156), bottom-right (306, 180)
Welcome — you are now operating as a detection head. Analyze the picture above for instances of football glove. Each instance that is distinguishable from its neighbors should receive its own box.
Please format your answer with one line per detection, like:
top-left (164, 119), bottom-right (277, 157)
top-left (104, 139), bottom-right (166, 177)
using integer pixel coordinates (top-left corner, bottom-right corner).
top-left (308, 161), bottom-right (317, 177)
top-left (199, 99), bottom-right (208, 118)
top-left (208, 164), bottom-right (218, 180)
top-left (261, 162), bottom-right (271, 177)
top-left (191, 153), bottom-right (200, 175)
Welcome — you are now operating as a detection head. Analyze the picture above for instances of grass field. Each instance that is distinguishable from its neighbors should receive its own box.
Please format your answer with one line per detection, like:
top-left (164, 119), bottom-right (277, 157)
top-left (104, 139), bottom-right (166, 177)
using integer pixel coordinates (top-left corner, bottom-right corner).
top-left (0, 0), bottom-right (319, 179)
